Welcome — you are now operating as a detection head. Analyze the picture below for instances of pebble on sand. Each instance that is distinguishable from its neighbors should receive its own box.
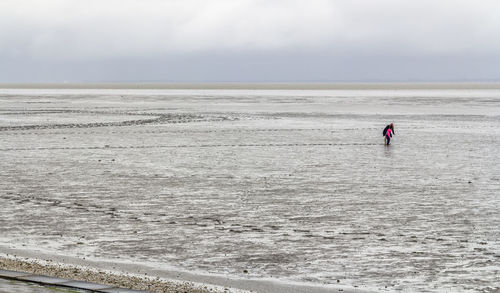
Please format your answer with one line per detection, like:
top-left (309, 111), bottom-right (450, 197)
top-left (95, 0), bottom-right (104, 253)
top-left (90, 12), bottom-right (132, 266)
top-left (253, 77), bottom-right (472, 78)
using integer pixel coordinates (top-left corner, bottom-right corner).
top-left (0, 256), bottom-right (223, 293)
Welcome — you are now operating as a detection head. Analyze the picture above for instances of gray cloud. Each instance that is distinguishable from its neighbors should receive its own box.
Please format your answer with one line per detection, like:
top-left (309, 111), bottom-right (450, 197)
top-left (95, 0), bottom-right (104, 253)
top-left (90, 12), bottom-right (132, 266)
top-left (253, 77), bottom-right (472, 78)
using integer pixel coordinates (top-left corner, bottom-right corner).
top-left (1, 0), bottom-right (500, 82)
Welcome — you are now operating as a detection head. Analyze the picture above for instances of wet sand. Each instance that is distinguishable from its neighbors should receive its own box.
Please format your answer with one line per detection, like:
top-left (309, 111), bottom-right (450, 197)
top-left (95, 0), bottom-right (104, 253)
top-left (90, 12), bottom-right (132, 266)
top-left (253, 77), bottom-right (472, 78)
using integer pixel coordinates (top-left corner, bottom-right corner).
top-left (0, 248), bottom-right (364, 293)
top-left (1, 86), bottom-right (499, 292)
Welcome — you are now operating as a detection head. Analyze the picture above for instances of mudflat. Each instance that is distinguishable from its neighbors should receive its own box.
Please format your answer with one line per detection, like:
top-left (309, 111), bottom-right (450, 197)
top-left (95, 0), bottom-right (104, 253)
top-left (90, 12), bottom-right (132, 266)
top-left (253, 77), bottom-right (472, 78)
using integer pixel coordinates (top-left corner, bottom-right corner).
top-left (1, 86), bottom-right (499, 292)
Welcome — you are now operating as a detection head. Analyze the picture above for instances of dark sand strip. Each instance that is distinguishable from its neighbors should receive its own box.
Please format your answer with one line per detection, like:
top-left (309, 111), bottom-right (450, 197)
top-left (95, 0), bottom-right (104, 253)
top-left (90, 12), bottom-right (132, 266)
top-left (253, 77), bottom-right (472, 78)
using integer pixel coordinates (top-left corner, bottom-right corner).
top-left (0, 269), bottom-right (148, 293)
top-left (0, 142), bottom-right (378, 152)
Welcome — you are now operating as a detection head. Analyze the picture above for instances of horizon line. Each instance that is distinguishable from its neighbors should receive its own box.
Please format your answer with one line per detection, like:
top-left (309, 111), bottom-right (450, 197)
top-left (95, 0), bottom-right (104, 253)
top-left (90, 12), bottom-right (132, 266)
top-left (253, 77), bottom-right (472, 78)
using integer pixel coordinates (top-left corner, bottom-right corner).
top-left (1, 81), bottom-right (500, 90)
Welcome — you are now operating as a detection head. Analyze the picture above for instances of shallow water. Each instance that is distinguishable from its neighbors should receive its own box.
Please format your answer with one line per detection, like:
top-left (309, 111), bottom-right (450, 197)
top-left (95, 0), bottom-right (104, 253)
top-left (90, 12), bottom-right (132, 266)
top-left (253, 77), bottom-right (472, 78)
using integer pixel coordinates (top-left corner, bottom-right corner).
top-left (1, 88), bottom-right (499, 292)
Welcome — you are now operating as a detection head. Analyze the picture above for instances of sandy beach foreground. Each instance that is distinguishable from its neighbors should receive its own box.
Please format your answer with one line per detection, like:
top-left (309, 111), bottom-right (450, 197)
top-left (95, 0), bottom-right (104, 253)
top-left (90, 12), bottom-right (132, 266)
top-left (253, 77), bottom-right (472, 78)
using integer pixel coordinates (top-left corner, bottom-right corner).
top-left (0, 255), bottom-right (217, 293)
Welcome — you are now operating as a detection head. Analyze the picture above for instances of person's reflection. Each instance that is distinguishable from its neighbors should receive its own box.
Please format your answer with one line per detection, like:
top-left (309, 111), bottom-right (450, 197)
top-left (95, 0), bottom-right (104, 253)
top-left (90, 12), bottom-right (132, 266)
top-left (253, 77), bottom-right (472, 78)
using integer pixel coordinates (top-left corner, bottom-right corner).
top-left (384, 144), bottom-right (392, 158)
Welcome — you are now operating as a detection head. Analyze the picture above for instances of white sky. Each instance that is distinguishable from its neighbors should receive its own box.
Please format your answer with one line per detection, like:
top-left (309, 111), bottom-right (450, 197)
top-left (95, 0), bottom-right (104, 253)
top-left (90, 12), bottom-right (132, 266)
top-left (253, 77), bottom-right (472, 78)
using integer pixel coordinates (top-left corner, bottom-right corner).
top-left (1, 0), bottom-right (500, 82)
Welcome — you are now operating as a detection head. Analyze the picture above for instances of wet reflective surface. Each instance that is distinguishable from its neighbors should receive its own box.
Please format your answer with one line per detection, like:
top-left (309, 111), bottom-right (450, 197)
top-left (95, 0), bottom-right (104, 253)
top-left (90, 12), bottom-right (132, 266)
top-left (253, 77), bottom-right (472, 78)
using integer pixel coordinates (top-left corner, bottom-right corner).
top-left (0, 278), bottom-right (81, 293)
top-left (1, 88), bottom-right (499, 292)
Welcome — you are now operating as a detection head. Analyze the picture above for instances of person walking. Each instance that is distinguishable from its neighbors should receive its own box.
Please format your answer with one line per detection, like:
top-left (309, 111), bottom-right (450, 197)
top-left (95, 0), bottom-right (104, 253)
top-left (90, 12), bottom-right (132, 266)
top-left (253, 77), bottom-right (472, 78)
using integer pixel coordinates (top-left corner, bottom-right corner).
top-left (383, 123), bottom-right (395, 145)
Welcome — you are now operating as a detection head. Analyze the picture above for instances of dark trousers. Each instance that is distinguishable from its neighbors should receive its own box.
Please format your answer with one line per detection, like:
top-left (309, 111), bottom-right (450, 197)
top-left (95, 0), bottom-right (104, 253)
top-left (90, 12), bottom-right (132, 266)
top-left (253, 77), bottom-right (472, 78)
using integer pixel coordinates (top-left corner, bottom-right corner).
top-left (385, 135), bottom-right (391, 145)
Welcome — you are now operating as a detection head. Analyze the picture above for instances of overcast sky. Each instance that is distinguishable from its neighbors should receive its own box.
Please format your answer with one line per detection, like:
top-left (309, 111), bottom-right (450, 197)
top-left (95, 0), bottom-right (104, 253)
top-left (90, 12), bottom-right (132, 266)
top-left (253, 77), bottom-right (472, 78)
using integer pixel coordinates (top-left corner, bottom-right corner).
top-left (1, 0), bottom-right (500, 82)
